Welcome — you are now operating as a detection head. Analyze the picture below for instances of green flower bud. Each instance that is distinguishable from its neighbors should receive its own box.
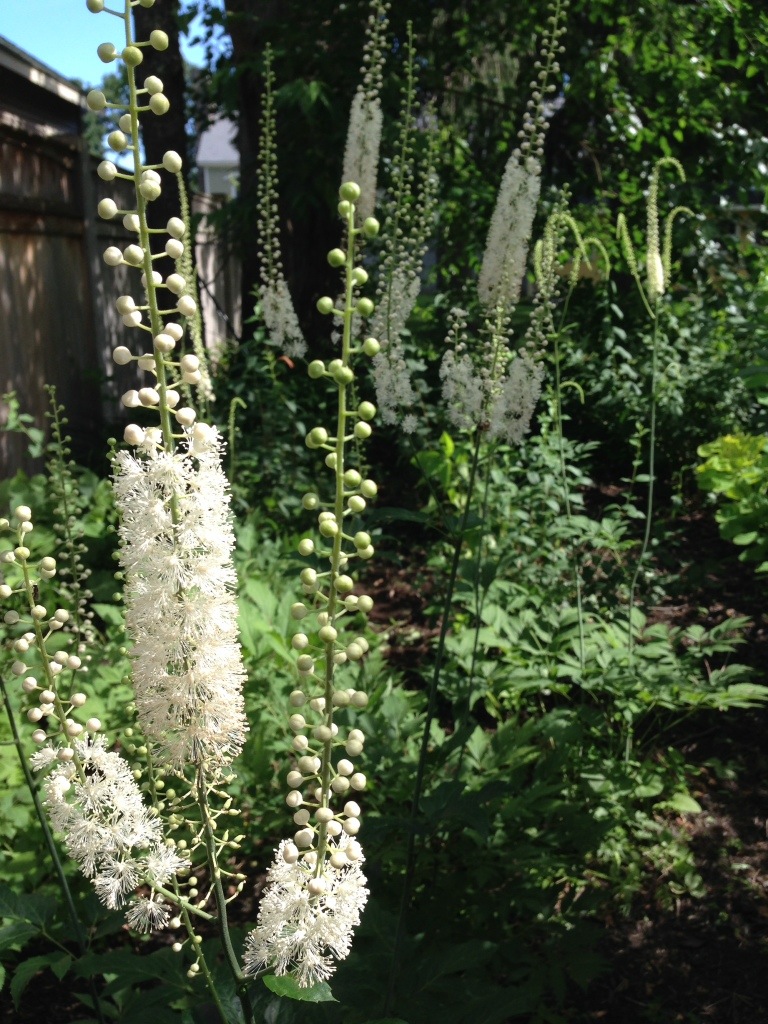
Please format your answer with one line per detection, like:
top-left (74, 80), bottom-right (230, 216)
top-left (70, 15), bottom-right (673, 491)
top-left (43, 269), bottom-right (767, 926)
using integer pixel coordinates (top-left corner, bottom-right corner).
top-left (362, 217), bottom-right (380, 238)
top-left (354, 421), bottom-right (372, 440)
top-left (149, 94), bottom-right (170, 115)
top-left (344, 470), bottom-right (362, 488)
top-left (352, 267), bottom-right (369, 286)
top-left (306, 426), bottom-right (329, 449)
top-left (319, 519), bottom-right (339, 538)
top-left (86, 89), bottom-right (107, 111)
top-left (108, 130), bottom-right (128, 151)
top-left (162, 150), bottom-right (183, 173)
top-left (335, 575), bottom-right (354, 593)
top-left (327, 248), bottom-right (346, 268)
top-left (139, 180), bottom-right (161, 201)
top-left (332, 365), bottom-right (354, 386)
top-left (308, 360), bottom-right (326, 379)
top-left (356, 297), bottom-right (374, 317)
top-left (86, 0), bottom-right (105, 11)
top-left (338, 200), bottom-right (352, 218)
top-left (316, 296), bottom-right (335, 315)
top-left (98, 198), bottom-right (118, 219)
top-left (362, 336), bottom-right (380, 357)
top-left (97, 42), bottom-right (117, 63)
top-left (150, 29), bottom-right (170, 50)
top-left (360, 479), bottom-right (378, 498)
top-left (358, 401), bottom-right (376, 421)
top-left (298, 538), bottom-right (314, 557)
top-left (301, 492), bottom-right (320, 510)
top-left (122, 46), bottom-right (143, 67)
top-left (339, 182), bottom-right (361, 203)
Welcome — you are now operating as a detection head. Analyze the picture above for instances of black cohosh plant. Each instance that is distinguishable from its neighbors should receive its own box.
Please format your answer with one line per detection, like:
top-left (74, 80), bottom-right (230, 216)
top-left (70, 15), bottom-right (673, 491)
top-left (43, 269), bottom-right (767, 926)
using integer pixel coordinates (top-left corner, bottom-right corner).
top-left (0, 1), bottom-right (381, 1018)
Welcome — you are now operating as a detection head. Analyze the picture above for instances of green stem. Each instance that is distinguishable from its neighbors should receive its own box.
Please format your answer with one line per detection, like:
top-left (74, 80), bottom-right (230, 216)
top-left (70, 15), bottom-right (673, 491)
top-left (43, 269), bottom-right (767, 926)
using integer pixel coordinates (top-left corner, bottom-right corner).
top-left (316, 200), bottom-right (357, 872)
top-left (385, 427), bottom-right (483, 1014)
top-left (627, 311), bottom-right (660, 664)
top-left (625, 309), bottom-right (660, 762)
top-left (552, 282), bottom-right (586, 670)
top-left (196, 767), bottom-right (254, 1024)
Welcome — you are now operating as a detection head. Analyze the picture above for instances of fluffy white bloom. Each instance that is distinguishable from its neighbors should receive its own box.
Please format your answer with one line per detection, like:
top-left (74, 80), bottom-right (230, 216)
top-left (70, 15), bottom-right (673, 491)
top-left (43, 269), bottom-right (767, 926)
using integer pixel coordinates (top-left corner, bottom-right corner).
top-left (126, 895), bottom-right (171, 933)
top-left (371, 266), bottom-right (422, 350)
top-left (243, 837), bottom-right (369, 988)
top-left (112, 432), bottom-right (247, 770)
top-left (440, 349), bottom-right (485, 434)
top-left (478, 155), bottom-right (541, 309)
top-left (371, 342), bottom-right (418, 427)
top-left (440, 308), bottom-right (544, 443)
top-left (646, 248), bottom-right (665, 301)
top-left (260, 278), bottom-right (306, 358)
top-left (40, 735), bottom-right (184, 918)
top-left (342, 91), bottom-right (382, 223)
top-left (370, 269), bottom-right (423, 426)
top-left (487, 353), bottom-right (545, 445)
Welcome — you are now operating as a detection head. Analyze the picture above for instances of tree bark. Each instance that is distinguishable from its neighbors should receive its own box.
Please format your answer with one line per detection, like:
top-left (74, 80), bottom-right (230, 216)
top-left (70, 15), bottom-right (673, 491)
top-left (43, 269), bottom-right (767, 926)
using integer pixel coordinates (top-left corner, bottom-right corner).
top-left (132, 0), bottom-right (189, 233)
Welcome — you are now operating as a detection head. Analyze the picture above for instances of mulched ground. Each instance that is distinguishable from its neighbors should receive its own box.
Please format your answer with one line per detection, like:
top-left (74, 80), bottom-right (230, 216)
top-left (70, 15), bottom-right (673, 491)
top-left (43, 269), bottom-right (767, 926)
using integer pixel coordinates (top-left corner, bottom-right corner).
top-left (572, 507), bottom-right (768, 1024)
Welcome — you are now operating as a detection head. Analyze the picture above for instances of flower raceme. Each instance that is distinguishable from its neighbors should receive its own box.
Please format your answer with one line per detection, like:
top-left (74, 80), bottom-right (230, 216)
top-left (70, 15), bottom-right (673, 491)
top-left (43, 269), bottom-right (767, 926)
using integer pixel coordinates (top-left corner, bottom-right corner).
top-left (0, 506), bottom-right (185, 927)
top-left (245, 182), bottom-right (378, 987)
top-left (112, 435), bottom-right (247, 770)
top-left (85, 0), bottom-right (249, 771)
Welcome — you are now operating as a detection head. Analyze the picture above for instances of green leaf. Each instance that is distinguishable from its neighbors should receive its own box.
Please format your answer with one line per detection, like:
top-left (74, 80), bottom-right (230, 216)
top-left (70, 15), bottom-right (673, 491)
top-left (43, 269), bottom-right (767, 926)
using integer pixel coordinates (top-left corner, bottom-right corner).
top-left (74, 948), bottom-right (188, 996)
top-left (0, 884), bottom-right (57, 928)
top-left (0, 961), bottom-right (5, 992)
top-left (732, 531), bottom-right (758, 546)
top-left (0, 921), bottom-right (40, 951)
top-left (665, 793), bottom-right (703, 815)
top-left (634, 777), bottom-right (664, 798)
top-left (262, 974), bottom-right (337, 1002)
top-left (11, 952), bottom-right (71, 1009)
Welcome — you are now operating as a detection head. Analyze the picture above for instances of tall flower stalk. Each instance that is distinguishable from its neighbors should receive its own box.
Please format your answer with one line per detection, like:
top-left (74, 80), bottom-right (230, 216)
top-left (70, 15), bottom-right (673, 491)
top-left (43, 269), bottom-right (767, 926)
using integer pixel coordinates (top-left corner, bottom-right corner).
top-left (0, 2), bottom-right (257, 1019)
top-left (244, 182), bottom-right (379, 986)
top-left (256, 46), bottom-right (306, 358)
top-left (342, 1), bottom-right (389, 223)
top-left (617, 158), bottom-right (691, 671)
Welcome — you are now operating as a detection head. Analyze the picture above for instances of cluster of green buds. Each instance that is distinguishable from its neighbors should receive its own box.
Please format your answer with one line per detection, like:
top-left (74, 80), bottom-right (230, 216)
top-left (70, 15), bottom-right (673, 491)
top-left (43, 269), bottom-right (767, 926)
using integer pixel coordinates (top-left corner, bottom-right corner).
top-left (84, 0), bottom-right (200, 451)
top-left (281, 181), bottom-right (381, 878)
top-left (1, 507), bottom-right (99, 753)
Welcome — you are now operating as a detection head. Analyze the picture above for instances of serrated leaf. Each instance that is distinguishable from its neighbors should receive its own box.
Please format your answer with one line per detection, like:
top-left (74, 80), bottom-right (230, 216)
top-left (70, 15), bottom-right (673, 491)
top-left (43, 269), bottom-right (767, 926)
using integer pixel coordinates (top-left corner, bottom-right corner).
top-left (11, 952), bottom-right (71, 1009)
top-left (0, 921), bottom-right (40, 951)
top-left (74, 948), bottom-right (188, 995)
top-left (0, 883), bottom-right (57, 927)
top-left (262, 974), bottom-right (337, 1002)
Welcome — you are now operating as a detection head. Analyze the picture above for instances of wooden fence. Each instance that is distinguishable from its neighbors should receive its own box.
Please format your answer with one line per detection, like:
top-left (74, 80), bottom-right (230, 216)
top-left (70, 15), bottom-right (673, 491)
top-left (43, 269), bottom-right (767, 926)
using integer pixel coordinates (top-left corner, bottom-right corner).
top-left (0, 38), bottom-right (241, 479)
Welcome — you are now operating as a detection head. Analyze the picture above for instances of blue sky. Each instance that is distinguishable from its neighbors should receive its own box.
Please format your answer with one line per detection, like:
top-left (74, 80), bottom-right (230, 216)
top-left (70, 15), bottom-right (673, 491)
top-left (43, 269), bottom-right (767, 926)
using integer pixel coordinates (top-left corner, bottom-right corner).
top-left (0, 1), bottom-right (216, 87)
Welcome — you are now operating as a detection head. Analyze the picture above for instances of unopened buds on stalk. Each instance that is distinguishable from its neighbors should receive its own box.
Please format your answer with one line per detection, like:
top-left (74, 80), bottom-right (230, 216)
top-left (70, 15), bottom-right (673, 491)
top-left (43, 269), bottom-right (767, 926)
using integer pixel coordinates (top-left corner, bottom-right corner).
top-left (88, 0), bottom-right (247, 772)
top-left (243, 182), bottom-right (378, 987)
top-left (0, 507), bottom-right (185, 927)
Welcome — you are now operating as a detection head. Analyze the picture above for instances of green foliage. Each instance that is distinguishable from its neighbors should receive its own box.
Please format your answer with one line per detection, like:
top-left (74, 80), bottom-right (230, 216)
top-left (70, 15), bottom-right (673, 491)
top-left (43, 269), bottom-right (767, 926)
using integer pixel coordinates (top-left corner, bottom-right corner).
top-left (697, 432), bottom-right (768, 569)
